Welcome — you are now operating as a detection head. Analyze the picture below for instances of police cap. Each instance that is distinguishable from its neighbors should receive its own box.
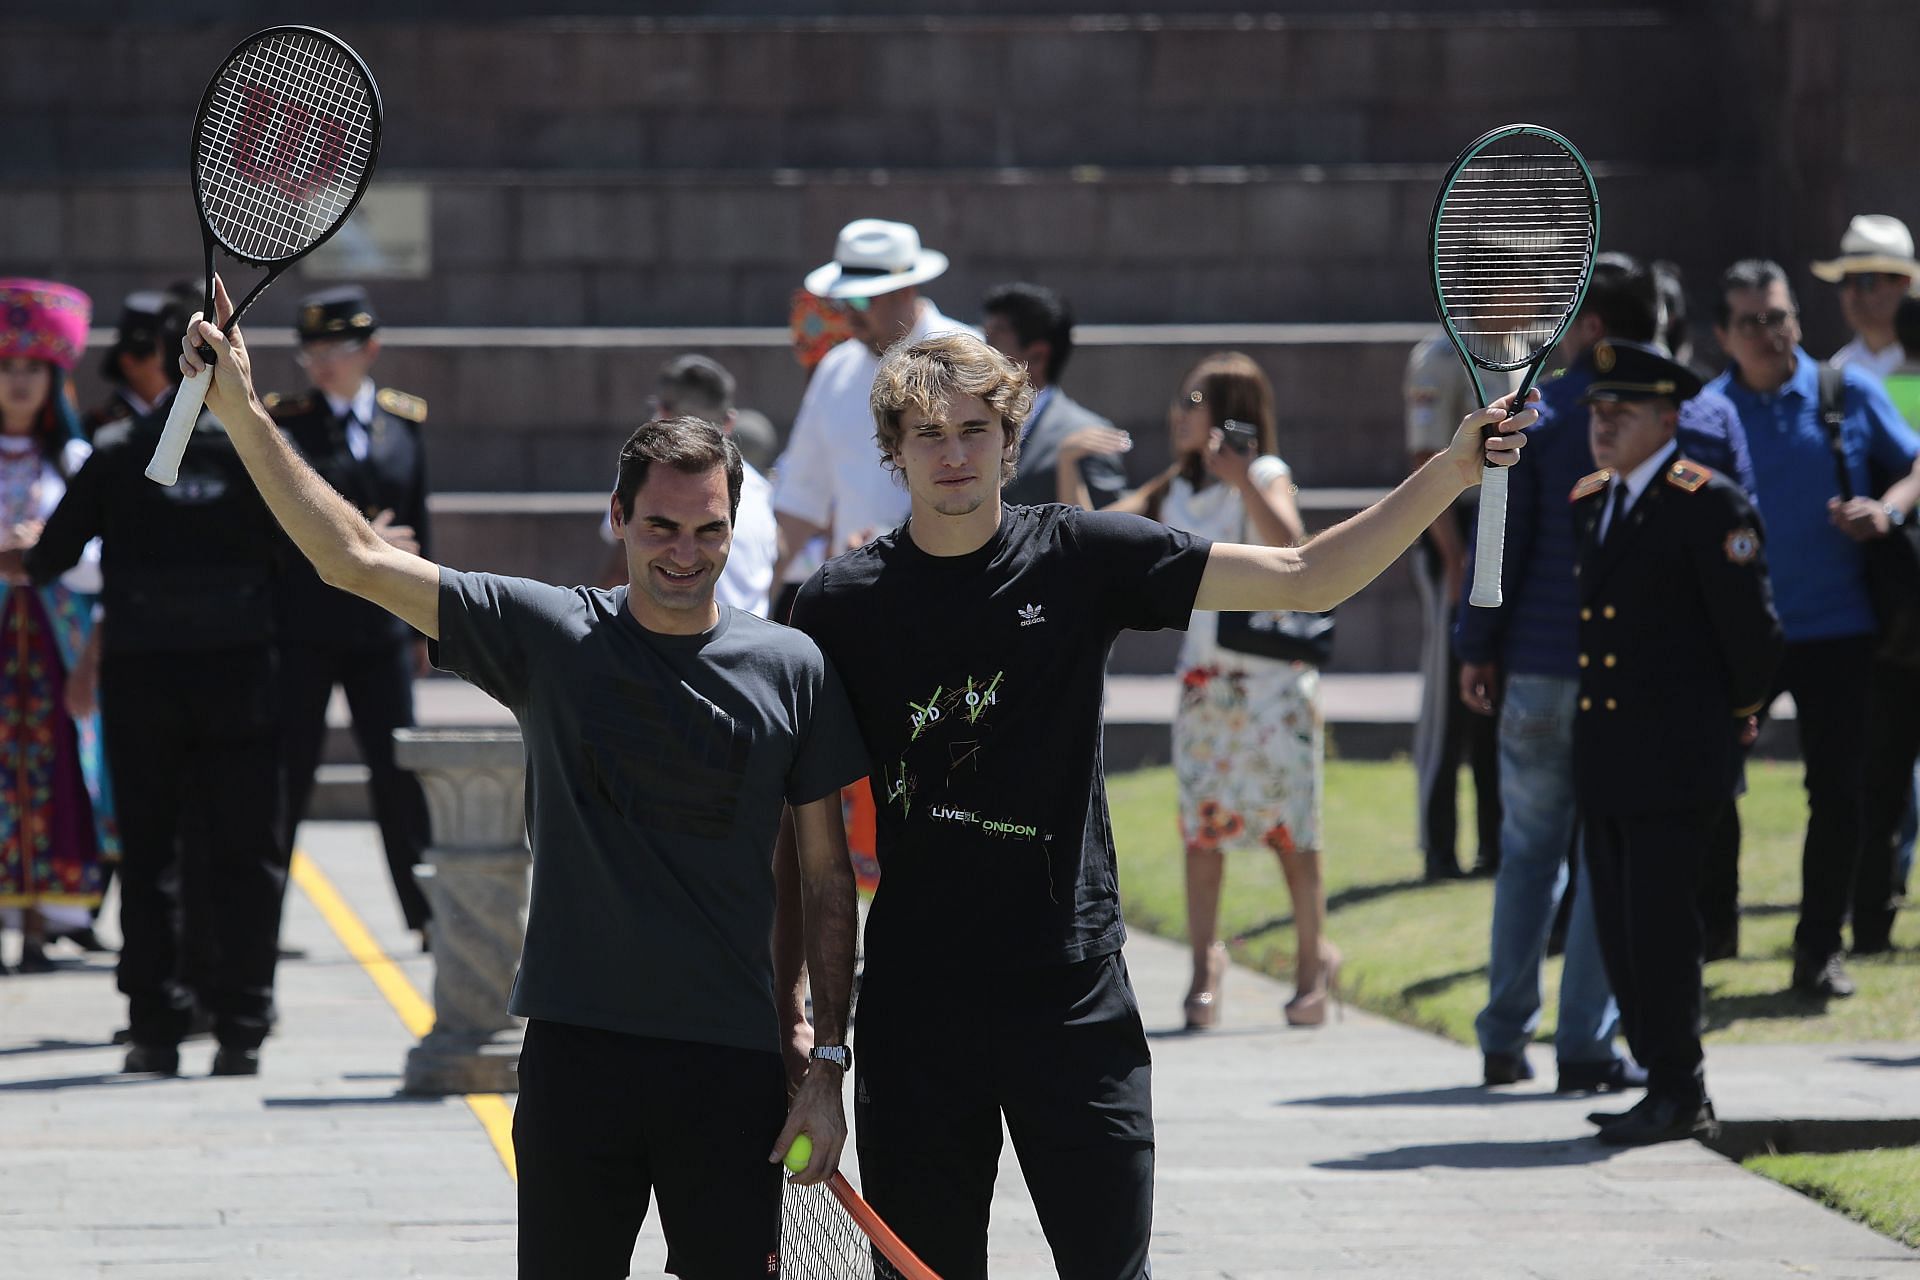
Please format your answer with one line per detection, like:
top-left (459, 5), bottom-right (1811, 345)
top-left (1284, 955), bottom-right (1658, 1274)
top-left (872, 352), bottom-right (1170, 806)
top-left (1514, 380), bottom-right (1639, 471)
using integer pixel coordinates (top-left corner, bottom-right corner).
top-left (296, 285), bottom-right (379, 343)
top-left (1577, 339), bottom-right (1703, 405)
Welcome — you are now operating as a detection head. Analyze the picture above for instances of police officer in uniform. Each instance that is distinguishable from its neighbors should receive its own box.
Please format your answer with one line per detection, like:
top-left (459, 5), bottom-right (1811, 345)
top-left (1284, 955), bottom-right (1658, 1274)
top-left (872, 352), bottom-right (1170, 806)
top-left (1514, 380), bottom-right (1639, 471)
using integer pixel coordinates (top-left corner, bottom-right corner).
top-left (85, 291), bottom-right (173, 437)
top-left (12, 286), bottom-right (289, 1077)
top-left (265, 287), bottom-right (433, 944)
top-left (1568, 341), bottom-right (1783, 1145)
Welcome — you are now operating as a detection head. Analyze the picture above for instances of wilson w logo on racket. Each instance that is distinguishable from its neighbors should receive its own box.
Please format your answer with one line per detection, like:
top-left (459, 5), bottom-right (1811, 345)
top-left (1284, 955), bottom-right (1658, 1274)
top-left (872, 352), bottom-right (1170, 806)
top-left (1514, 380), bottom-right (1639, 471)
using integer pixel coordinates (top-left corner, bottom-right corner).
top-left (1428, 123), bottom-right (1600, 608)
top-left (147, 26), bottom-right (382, 486)
top-left (782, 1170), bottom-right (940, 1280)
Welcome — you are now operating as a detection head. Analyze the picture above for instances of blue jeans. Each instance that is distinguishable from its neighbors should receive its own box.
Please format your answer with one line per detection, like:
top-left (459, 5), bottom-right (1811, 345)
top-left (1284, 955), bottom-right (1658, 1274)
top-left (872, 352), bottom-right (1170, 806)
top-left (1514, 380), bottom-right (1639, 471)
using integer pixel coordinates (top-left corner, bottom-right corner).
top-left (1475, 674), bottom-right (1621, 1064)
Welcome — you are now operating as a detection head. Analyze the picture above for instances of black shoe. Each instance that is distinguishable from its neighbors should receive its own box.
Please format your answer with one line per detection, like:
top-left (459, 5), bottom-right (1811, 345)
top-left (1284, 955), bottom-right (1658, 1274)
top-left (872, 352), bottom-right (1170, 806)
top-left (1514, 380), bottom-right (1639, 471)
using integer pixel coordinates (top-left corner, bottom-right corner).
top-left (115, 1005), bottom-right (212, 1046)
top-left (1595, 1094), bottom-right (1719, 1147)
top-left (1469, 857), bottom-right (1500, 878)
top-left (210, 1046), bottom-right (260, 1077)
top-left (1424, 861), bottom-right (1466, 883)
top-left (1484, 1051), bottom-right (1536, 1086)
top-left (1791, 950), bottom-right (1857, 998)
top-left (1589, 1092), bottom-right (1654, 1129)
top-left (17, 942), bottom-right (54, 973)
top-left (123, 1043), bottom-right (181, 1076)
top-left (1702, 927), bottom-right (1739, 963)
top-left (1558, 1056), bottom-right (1649, 1095)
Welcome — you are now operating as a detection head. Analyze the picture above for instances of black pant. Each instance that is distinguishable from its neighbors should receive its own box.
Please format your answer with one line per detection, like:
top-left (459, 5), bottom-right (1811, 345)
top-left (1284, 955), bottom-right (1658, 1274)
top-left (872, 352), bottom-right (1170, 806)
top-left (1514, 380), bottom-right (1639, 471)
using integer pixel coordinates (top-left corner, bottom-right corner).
top-left (1770, 636), bottom-right (1876, 958)
top-left (1413, 541), bottom-right (1501, 876)
top-left (1583, 807), bottom-right (1711, 1102)
top-left (514, 1018), bottom-right (786, 1279)
top-left (855, 952), bottom-right (1154, 1280)
top-left (101, 647), bottom-right (284, 1050)
top-left (1858, 658), bottom-right (1920, 947)
top-left (1697, 794), bottom-right (1743, 946)
top-left (278, 642), bottom-right (431, 929)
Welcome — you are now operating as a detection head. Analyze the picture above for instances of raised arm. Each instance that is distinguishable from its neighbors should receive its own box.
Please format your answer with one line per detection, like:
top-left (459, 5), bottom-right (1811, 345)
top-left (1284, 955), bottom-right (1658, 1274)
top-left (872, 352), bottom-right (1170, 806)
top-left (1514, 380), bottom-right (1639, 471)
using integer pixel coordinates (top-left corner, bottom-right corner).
top-left (182, 277), bottom-right (440, 638)
top-left (1195, 392), bottom-right (1535, 614)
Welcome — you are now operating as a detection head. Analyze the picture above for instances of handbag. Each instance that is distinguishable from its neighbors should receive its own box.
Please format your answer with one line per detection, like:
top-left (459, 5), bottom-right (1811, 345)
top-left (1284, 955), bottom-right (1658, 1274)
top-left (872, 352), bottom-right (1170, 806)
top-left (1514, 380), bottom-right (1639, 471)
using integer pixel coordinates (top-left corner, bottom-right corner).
top-left (1817, 365), bottom-right (1920, 667)
top-left (1212, 495), bottom-right (1336, 666)
top-left (1215, 606), bottom-right (1336, 665)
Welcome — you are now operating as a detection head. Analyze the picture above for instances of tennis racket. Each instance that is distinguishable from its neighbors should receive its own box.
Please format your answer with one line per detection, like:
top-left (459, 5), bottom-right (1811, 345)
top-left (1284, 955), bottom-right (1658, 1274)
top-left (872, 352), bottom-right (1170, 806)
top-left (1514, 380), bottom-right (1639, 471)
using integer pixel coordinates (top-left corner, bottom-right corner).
top-left (782, 1170), bottom-right (941, 1280)
top-left (146, 26), bottom-right (382, 486)
top-left (1428, 123), bottom-right (1600, 607)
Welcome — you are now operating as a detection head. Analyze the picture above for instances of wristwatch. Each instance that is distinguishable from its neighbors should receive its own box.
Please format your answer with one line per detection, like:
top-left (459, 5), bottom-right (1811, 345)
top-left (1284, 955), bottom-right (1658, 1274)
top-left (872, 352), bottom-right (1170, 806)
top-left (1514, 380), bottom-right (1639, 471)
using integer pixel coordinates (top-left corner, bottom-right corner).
top-left (809, 1045), bottom-right (852, 1072)
top-left (1887, 503), bottom-right (1910, 529)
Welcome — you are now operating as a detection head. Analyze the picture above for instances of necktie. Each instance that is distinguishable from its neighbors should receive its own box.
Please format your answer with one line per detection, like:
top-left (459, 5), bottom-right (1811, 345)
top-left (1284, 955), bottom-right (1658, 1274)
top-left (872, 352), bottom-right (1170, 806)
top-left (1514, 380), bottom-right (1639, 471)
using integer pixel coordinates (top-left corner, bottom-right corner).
top-left (1603, 483), bottom-right (1630, 544)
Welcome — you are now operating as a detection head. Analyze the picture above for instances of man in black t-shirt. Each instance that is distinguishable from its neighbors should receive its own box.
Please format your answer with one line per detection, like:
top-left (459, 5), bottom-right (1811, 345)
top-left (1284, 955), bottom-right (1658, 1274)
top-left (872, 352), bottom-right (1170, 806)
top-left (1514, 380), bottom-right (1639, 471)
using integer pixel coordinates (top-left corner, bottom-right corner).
top-left (172, 281), bottom-right (868, 1279)
top-left (790, 332), bottom-right (1531, 1279)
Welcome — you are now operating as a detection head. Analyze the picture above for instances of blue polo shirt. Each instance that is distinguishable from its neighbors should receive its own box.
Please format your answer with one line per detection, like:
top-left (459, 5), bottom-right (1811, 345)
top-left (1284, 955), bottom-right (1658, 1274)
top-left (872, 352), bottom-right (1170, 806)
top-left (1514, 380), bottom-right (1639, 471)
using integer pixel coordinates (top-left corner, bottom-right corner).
top-left (1456, 359), bottom-right (1758, 676)
top-left (1707, 350), bottom-right (1918, 643)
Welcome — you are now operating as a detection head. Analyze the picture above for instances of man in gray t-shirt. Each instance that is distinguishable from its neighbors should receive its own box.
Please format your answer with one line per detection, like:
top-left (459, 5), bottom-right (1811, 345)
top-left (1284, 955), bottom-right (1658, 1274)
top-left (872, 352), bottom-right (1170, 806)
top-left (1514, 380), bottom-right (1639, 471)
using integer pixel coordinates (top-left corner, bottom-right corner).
top-left (173, 279), bottom-right (865, 1279)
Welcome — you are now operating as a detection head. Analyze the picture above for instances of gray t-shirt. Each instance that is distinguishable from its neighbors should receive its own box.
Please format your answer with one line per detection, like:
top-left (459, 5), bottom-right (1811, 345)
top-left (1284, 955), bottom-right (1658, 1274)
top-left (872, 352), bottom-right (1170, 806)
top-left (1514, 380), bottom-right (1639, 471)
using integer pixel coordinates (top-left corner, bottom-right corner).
top-left (432, 570), bottom-right (867, 1054)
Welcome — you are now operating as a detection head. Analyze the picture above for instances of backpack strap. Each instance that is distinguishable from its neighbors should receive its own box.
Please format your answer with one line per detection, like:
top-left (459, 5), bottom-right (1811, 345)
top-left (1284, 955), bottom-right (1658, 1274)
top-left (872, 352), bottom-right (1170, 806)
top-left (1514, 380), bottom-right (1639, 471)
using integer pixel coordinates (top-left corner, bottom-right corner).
top-left (1817, 364), bottom-right (1856, 501)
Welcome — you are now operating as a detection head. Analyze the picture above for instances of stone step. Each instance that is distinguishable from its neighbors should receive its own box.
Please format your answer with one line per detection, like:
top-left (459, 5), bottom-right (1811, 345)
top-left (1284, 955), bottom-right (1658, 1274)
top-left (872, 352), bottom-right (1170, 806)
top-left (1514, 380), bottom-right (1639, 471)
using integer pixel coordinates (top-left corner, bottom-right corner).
top-left (8, 163), bottom-right (1724, 329)
top-left (6, 11), bottom-right (1696, 175)
top-left (307, 670), bottom-right (1801, 819)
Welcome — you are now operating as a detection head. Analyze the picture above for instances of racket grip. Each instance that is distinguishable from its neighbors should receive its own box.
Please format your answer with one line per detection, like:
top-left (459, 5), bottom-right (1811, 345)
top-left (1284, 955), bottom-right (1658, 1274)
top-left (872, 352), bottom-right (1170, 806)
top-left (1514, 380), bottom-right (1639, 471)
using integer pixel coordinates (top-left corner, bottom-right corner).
top-left (146, 367), bottom-right (211, 486)
top-left (1469, 463), bottom-right (1509, 609)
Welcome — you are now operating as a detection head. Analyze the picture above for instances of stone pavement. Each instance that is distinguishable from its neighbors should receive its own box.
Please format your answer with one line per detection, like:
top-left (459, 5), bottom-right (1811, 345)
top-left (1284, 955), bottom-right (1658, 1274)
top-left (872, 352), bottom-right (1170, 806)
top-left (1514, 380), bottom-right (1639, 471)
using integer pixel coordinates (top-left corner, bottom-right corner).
top-left (1, 821), bottom-right (1914, 1278)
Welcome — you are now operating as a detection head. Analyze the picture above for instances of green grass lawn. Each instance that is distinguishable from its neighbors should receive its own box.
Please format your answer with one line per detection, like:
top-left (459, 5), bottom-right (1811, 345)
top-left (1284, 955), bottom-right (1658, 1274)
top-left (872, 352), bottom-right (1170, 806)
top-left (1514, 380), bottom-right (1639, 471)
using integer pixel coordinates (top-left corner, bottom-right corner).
top-left (1109, 758), bottom-right (1920, 1046)
top-left (1110, 757), bottom-right (1920, 1249)
top-left (1743, 1147), bottom-right (1920, 1248)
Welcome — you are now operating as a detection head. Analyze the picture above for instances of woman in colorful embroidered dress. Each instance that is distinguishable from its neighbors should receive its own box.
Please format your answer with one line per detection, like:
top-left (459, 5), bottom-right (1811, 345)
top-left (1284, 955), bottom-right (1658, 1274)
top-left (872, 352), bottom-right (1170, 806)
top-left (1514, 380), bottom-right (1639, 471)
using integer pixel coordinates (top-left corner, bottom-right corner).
top-left (0, 279), bottom-right (115, 974)
top-left (1111, 352), bottom-right (1337, 1029)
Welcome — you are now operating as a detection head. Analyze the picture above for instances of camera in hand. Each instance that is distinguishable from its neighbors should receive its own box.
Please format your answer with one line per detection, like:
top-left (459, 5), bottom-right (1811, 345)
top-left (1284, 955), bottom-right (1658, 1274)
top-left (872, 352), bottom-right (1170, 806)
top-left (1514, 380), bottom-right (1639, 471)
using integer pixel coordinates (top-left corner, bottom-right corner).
top-left (1221, 419), bottom-right (1259, 455)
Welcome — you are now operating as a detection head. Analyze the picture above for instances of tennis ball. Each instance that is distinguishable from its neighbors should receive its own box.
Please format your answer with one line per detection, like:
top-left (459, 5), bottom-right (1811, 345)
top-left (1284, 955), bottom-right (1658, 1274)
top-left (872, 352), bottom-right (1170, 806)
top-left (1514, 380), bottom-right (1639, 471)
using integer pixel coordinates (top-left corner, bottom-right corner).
top-left (783, 1134), bottom-right (813, 1174)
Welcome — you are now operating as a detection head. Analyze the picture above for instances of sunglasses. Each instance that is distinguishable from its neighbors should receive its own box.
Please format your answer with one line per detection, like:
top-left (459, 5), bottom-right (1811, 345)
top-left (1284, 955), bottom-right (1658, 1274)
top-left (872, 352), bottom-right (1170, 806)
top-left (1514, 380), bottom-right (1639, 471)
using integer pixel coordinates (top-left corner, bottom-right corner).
top-left (839, 295), bottom-right (872, 313)
top-left (1730, 309), bottom-right (1796, 336)
top-left (1841, 272), bottom-right (1910, 292)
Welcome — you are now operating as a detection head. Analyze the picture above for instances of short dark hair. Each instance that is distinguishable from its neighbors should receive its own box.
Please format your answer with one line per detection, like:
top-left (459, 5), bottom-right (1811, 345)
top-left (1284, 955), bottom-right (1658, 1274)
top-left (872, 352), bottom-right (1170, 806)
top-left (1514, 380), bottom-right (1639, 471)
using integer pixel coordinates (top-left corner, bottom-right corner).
top-left (1716, 259), bottom-right (1795, 326)
top-left (614, 416), bottom-right (743, 523)
top-left (657, 354), bottom-right (735, 420)
top-left (1580, 253), bottom-right (1658, 343)
top-left (1651, 260), bottom-right (1689, 355)
top-left (981, 282), bottom-right (1075, 383)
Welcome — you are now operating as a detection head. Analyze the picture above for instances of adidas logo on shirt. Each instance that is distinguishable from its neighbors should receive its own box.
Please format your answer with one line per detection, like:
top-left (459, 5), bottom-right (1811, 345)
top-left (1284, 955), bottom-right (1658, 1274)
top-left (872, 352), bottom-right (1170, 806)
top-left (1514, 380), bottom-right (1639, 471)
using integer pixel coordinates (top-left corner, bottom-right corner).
top-left (1017, 603), bottom-right (1046, 627)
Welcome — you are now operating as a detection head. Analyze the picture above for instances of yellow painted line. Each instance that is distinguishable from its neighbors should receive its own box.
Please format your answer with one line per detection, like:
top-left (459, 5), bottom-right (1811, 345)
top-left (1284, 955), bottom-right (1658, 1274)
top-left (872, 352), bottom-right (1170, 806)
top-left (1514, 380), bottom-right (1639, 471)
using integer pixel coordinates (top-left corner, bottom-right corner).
top-left (290, 851), bottom-right (519, 1181)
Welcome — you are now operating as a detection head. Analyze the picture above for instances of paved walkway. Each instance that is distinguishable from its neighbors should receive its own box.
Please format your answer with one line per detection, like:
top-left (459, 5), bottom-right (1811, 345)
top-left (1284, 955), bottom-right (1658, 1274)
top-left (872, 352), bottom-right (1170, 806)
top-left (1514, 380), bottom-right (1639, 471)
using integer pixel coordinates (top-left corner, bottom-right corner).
top-left (1, 822), bottom-right (1913, 1278)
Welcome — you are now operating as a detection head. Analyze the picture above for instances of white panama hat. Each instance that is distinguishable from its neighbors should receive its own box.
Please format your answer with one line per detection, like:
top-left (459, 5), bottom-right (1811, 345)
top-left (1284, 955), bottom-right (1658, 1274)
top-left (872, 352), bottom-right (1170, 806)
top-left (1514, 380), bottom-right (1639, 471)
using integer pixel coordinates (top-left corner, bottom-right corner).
top-left (803, 219), bottom-right (950, 300)
top-left (1810, 214), bottom-right (1920, 286)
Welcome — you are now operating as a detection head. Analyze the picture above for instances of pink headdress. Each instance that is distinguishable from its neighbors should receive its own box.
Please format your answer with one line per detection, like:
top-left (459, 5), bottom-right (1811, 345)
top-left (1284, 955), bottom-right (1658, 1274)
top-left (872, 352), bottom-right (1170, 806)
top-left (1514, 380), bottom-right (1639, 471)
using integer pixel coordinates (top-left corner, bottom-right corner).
top-left (0, 279), bottom-right (93, 372)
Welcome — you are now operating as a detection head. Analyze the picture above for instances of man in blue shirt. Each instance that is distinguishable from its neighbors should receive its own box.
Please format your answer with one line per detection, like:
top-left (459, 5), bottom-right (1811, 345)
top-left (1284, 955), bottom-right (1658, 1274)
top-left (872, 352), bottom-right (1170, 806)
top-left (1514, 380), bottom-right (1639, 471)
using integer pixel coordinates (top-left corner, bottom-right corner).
top-left (1707, 258), bottom-right (1920, 998)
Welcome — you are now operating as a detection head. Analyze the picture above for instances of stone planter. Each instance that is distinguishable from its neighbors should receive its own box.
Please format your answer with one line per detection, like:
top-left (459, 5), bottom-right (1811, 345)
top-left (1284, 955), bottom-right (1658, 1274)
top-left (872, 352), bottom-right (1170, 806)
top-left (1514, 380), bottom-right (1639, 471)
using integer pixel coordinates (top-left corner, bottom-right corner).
top-left (393, 727), bottom-right (529, 1096)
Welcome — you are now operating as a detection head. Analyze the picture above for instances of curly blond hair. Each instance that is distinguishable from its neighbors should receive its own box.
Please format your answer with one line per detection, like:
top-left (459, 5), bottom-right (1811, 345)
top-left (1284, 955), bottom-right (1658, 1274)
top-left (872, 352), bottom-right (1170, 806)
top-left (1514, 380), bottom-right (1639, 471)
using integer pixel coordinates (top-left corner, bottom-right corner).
top-left (869, 332), bottom-right (1034, 483)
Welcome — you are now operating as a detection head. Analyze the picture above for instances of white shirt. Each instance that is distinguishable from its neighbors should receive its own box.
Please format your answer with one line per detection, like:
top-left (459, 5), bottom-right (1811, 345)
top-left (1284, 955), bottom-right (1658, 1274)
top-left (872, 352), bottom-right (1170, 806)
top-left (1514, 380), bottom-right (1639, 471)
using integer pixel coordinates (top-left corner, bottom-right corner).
top-left (1829, 338), bottom-right (1907, 381)
top-left (1160, 454), bottom-right (1291, 668)
top-left (1597, 444), bottom-right (1677, 543)
top-left (770, 299), bottom-right (976, 553)
top-left (598, 460), bottom-right (779, 618)
top-left (322, 379), bottom-right (377, 462)
top-left (0, 436), bottom-right (101, 594)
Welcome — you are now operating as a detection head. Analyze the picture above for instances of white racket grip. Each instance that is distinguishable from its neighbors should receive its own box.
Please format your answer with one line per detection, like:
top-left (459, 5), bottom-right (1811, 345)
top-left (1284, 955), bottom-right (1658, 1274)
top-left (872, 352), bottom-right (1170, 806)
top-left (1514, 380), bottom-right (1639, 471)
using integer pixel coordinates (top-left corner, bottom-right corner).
top-left (146, 367), bottom-right (211, 486)
top-left (1469, 464), bottom-right (1509, 608)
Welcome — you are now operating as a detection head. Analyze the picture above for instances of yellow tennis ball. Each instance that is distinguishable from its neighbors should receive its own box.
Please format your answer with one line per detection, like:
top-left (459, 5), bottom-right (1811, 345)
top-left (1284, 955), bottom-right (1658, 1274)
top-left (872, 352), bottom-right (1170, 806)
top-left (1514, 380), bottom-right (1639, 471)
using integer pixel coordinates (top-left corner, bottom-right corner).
top-left (783, 1134), bottom-right (813, 1174)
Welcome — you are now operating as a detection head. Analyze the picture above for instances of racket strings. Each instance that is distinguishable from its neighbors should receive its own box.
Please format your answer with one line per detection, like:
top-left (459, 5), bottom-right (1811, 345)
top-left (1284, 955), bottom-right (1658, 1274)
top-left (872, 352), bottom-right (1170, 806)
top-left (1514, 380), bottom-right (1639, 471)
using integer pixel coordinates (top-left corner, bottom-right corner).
top-left (780, 1180), bottom-right (902, 1280)
top-left (1434, 144), bottom-right (1595, 369)
top-left (197, 32), bottom-right (376, 262)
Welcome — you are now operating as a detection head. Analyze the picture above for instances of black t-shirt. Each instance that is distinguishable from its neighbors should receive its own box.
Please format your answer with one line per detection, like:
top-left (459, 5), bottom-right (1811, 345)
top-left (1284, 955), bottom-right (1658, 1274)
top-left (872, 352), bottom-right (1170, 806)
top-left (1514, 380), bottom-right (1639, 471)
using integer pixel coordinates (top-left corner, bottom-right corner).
top-left (791, 504), bottom-right (1211, 974)
top-left (434, 573), bottom-right (868, 1053)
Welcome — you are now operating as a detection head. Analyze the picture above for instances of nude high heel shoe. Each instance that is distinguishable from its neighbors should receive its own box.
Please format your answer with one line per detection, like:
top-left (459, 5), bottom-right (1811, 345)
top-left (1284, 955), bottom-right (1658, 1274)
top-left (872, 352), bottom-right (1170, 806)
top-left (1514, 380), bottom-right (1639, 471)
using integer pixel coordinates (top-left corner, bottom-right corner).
top-left (1183, 942), bottom-right (1228, 1031)
top-left (1284, 941), bottom-right (1343, 1028)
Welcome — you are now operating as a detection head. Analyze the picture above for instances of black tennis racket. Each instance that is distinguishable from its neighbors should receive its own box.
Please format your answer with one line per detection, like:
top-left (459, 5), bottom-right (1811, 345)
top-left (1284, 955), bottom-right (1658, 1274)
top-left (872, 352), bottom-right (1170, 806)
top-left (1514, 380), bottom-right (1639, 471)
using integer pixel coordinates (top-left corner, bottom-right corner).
top-left (1428, 123), bottom-right (1599, 607)
top-left (146, 26), bottom-right (382, 486)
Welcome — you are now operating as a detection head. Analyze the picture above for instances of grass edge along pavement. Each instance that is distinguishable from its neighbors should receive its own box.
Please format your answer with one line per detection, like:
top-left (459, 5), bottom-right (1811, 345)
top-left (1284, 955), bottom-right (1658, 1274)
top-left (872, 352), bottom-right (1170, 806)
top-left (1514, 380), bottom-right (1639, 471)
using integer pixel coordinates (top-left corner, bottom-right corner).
top-left (1107, 759), bottom-right (1920, 1248)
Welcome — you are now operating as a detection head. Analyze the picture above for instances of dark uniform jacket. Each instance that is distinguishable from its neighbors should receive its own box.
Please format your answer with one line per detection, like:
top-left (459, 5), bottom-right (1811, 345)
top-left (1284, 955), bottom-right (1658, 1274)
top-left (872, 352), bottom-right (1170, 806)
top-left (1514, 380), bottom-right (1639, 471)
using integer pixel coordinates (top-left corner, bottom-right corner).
top-left (26, 399), bottom-right (285, 653)
top-left (1001, 388), bottom-right (1129, 510)
top-left (1570, 451), bottom-right (1783, 817)
top-left (265, 386), bottom-right (430, 650)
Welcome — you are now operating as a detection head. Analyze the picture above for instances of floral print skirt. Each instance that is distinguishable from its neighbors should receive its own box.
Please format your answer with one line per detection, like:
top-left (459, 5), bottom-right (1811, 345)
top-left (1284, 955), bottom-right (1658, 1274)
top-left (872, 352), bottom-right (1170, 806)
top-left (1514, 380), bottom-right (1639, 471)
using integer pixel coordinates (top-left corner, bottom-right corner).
top-left (1173, 661), bottom-right (1323, 855)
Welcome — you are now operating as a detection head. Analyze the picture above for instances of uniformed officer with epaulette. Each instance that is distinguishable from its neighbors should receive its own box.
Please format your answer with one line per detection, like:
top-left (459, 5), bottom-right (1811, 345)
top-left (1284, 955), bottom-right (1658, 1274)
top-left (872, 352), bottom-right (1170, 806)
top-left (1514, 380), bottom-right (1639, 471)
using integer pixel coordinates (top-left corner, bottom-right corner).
top-left (266, 286), bottom-right (434, 945)
top-left (8, 284), bottom-right (290, 1077)
top-left (1568, 340), bottom-right (1784, 1146)
top-left (84, 291), bottom-right (172, 437)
